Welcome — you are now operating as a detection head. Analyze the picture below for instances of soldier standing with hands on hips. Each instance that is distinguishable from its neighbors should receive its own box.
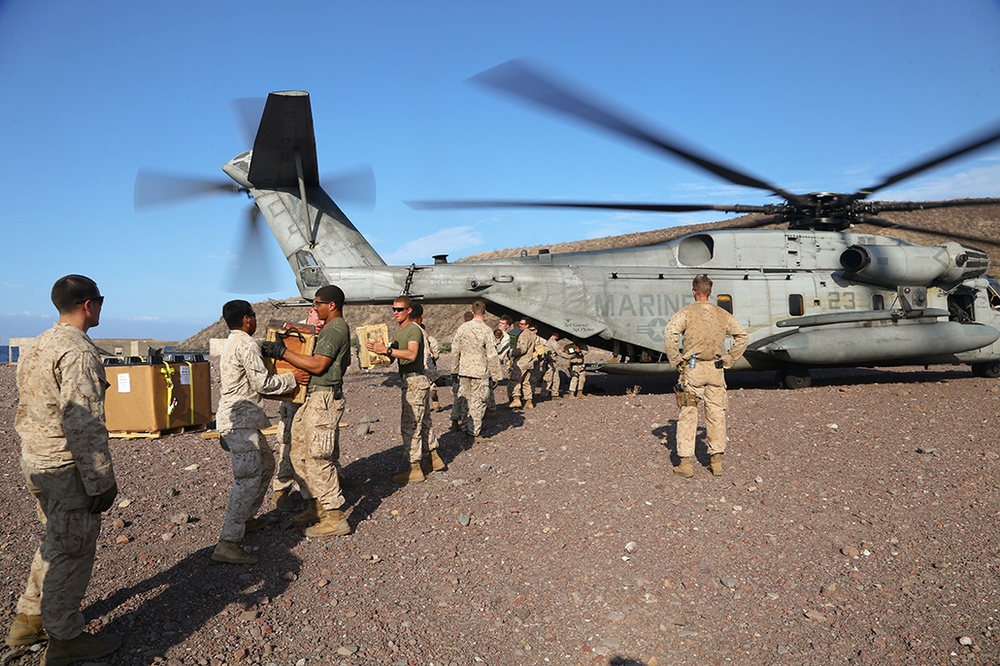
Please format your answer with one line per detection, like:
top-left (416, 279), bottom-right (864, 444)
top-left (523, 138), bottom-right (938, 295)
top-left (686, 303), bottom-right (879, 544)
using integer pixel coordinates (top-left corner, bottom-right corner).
top-left (664, 275), bottom-right (748, 478)
top-left (6, 275), bottom-right (122, 665)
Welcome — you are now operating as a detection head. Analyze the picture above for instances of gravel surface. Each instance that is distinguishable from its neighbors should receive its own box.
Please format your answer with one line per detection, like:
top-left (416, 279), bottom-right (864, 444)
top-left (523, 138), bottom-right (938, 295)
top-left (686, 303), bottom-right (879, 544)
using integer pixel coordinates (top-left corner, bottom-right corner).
top-left (0, 360), bottom-right (997, 666)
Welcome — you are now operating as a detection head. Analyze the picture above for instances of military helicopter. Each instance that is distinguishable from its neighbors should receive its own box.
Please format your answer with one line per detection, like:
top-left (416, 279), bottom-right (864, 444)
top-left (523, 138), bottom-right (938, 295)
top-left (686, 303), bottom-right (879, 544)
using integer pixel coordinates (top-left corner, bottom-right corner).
top-left (135, 63), bottom-right (1000, 388)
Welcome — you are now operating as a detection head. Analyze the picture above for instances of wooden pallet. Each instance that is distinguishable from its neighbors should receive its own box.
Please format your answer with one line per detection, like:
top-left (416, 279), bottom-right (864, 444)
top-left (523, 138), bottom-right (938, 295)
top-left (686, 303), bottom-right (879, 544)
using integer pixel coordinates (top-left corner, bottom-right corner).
top-left (110, 423), bottom-right (209, 440)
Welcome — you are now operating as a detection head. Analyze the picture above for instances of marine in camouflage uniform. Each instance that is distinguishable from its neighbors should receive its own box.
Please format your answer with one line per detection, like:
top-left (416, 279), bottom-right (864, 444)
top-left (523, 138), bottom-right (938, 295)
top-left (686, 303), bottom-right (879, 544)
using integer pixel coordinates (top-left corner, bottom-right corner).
top-left (366, 296), bottom-right (444, 484)
top-left (664, 275), bottom-right (748, 478)
top-left (451, 300), bottom-right (504, 442)
top-left (540, 332), bottom-right (564, 399)
top-left (509, 318), bottom-right (540, 408)
top-left (7, 275), bottom-right (121, 663)
top-left (265, 285), bottom-right (353, 537)
top-left (450, 311), bottom-right (473, 429)
top-left (564, 340), bottom-right (588, 397)
top-left (215, 300), bottom-right (297, 564)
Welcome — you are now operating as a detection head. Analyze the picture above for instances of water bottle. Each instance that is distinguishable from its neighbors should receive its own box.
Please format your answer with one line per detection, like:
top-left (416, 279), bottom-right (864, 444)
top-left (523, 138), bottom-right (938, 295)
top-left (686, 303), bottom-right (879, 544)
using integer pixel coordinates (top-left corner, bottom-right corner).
top-left (687, 354), bottom-right (697, 369)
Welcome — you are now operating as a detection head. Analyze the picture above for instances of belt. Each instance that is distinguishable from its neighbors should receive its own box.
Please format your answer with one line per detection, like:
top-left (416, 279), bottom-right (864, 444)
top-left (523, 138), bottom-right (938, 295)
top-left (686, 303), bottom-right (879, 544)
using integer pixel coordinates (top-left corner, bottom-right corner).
top-left (307, 384), bottom-right (343, 398)
top-left (401, 371), bottom-right (422, 379)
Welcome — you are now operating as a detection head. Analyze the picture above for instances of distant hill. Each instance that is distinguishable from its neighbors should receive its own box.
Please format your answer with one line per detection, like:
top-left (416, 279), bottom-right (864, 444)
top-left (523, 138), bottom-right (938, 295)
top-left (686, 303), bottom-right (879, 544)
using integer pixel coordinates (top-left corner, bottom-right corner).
top-left (177, 200), bottom-right (1000, 350)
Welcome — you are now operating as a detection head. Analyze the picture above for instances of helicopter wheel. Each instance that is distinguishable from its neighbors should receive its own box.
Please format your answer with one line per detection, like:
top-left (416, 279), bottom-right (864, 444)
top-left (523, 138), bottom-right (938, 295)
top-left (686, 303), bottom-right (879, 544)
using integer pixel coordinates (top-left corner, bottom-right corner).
top-left (971, 360), bottom-right (1000, 378)
top-left (778, 365), bottom-right (812, 389)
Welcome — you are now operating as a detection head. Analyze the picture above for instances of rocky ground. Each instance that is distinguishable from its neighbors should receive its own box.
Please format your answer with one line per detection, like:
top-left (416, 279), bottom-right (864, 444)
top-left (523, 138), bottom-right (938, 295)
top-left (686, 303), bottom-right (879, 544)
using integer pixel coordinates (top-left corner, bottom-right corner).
top-left (0, 359), bottom-right (997, 666)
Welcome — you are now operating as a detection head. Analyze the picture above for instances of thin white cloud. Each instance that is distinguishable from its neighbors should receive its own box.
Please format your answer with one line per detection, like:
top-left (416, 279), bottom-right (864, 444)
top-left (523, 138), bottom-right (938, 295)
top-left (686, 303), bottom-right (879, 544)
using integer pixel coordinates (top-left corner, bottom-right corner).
top-left (4, 311), bottom-right (51, 319)
top-left (129, 315), bottom-right (162, 322)
top-left (384, 226), bottom-right (483, 264)
top-left (875, 162), bottom-right (1000, 202)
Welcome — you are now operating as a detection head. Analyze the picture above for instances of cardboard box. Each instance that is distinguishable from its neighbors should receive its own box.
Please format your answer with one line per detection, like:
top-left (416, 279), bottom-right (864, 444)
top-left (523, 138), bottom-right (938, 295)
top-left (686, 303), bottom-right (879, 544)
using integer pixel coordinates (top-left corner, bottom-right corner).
top-left (263, 321), bottom-right (315, 403)
top-left (104, 362), bottom-right (213, 433)
top-left (356, 323), bottom-right (392, 370)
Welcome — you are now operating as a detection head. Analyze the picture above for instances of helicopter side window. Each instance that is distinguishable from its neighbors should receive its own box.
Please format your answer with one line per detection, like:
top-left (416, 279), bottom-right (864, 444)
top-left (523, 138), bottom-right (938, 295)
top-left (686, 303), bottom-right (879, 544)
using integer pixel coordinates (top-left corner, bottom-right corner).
top-left (788, 294), bottom-right (804, 316)
top-left (716, 294), bottom-right (733, 314)
top-left (872, 294), bottom-right (884, 311)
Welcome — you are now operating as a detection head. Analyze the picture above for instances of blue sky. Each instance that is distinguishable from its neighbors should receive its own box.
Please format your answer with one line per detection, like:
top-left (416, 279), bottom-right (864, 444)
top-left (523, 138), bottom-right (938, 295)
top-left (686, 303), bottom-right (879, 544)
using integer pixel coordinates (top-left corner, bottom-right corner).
top-left (2, 0), bottom-right (999, 345)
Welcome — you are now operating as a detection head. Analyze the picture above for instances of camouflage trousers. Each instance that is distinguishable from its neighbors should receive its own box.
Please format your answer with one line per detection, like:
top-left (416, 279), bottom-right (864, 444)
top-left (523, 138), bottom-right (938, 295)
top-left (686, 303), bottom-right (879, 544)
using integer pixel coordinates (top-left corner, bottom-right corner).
top-left (675, 364), bottom-right (730, 458)
top-left (458, 376), bottom-right (490, 436)
top-left (401, 374), bottom-right (438, 463)
top-left (272, 402), bottom-right (300, 492)
top-left (541, 358), bottom-right (561, 396)
top-left (510, 362), bottom-right (536, 401)
top-left (219, 429), bottom-right (275, 542)
top-left (17, 461), bottom-right (102, 640)
top-left (450, 376), bottom-right (466, 423)
top-left (568, 363), bottom-right (586, 393)
top-left (291, 391), bottom-right (345, 511)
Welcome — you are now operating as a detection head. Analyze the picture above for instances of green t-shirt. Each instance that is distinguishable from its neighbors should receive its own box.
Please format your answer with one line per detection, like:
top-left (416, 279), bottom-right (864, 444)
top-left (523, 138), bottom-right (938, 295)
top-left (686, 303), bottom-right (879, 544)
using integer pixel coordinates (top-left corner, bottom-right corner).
top-left (392, 321), bottom-right (424, 375)
top-left (310, 317), bottom-right (351, 387)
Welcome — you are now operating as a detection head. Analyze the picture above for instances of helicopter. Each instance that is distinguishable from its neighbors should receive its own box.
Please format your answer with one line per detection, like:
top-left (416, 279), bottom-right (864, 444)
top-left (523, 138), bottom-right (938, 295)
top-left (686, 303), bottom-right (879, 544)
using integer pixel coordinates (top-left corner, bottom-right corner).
top-left (135, 62), bottom-right (1000, 388)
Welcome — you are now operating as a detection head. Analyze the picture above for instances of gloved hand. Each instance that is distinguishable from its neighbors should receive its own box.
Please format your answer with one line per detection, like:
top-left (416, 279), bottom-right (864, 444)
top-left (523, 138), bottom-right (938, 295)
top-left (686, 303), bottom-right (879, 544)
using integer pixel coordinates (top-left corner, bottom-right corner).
top-left (89, 483), bottom-right (118, 514)
top-left (261, 339), bottom-right (287, 359)
top-left (714, 357), bottom-right (725, 369)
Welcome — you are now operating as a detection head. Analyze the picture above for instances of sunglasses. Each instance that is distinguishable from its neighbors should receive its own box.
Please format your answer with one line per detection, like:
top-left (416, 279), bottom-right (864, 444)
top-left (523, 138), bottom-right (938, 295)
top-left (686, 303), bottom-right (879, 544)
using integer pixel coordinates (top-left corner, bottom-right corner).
top-left (313, 300), bottom-right (330, 306)
top-left (392, 307), bottom-right (407, 312)
top-left (78, 295), bottom-right (105, 306)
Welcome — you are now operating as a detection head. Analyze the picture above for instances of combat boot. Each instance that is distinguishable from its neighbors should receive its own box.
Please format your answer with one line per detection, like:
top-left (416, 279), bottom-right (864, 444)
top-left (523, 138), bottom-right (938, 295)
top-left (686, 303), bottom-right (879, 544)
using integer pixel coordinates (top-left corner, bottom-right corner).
top-left (710, 453), bottom-right (724, 477)
top-left (673, 456), bottom-right (694, 478)
top-left (450, 419), bottom-right (461, 432)
top-left (392, 463), bottom-right (425, 484)
top-left (305, 509), bottom-right (351, 537)
top-left (509, 397), bottom-right (523, 409)
top-left (524, 399), bottom-right (534, 410)
top-left (273, 488), bottom-right (295, 512)
top-left (429, 450), bottom-right (448, 471)
top-left (245, 516), bottom-right (270, 533)
top-left (41, 631), bottom-right (120, 666)
top-left (211, 540), bottom-right (258, 565)
top-left (5, 613), bottom-right (46, 647)
top-left (291, 498), bottom-right (325, 526)
top-left (474, 435), bottom-right (491, 444)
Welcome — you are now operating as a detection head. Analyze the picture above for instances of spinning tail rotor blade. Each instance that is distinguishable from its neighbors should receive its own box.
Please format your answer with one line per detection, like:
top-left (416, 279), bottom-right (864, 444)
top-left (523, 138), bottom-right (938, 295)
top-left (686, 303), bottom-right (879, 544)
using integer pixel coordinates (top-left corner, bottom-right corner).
top-left (134, 171), bottom-right (242, 210)
top-left (230, 97), bottom-right (267, 148)
top-left (226, 206), bottom-right (279, 294)
top-left (323, 165), bottom-right (376, 207)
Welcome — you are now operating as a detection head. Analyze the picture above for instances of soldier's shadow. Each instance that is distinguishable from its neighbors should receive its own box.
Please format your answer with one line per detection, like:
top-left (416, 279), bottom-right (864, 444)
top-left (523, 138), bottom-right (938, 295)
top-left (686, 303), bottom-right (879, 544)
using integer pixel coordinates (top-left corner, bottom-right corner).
top-left (651, 421), bottom-right (712, 471)
top-left (86, 527), bottom-right (304, 663)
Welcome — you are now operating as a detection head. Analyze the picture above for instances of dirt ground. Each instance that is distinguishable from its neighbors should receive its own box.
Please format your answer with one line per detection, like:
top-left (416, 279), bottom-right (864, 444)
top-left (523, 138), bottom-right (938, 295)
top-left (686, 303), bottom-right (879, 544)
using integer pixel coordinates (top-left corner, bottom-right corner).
top-left (0, 359), bottom-right (997, 666)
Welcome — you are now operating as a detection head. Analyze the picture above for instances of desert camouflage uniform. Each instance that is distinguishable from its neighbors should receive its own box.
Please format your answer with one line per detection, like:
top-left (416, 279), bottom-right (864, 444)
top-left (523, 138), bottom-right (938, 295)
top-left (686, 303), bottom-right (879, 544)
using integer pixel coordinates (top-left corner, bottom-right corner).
top-left (217, 330), bottom-right (296, 542)
top-left (272, 401), bottom-right (299, 493)
top-left (540, 336), bottom-right (564, 397)
top-left (664, 302), bottom-right (748, 458)
top-left (510, 328), bottom-right (540, 402)
top-left (565, 342), bottom-right (588, 394)
top-left (393, 322), bottom-right (438, 463)
top-left (14, 323), bottom-right (116, 640)
top-left (452, 319), bottom-right (504, 437)
top-left (291, 318), bottom-right (351, 512)
top-left (416, 325), bottom-right (440, 452)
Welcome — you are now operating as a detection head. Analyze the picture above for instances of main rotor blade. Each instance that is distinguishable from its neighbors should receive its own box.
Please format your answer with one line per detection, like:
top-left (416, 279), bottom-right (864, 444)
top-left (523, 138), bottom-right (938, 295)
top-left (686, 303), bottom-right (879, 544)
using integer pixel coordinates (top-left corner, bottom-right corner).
top-left (857, 215), bottom-right (1000, 247)
top-left (227, 206), bottom-right (280, 294)
top-left (858, 119), bottom-right (1000, 198)
top-left (866, 197), bottom-right (1000, 213)
top-left (323, 165), bottom-right (376, 207)
top-left (407, 199), bottom-right (776, 214)
top-left (134, 171), bottom-right (242, 210)
top-left (472, 59), bottom-right (797, 200)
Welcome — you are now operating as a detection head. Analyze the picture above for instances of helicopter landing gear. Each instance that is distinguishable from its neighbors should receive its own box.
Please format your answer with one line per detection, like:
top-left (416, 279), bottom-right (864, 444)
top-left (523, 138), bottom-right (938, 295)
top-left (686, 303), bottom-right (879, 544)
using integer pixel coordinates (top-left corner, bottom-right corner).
top-left (971, 360), bottom-right (1000, 378)
top-left (778, 365), bottom-right (812, 389)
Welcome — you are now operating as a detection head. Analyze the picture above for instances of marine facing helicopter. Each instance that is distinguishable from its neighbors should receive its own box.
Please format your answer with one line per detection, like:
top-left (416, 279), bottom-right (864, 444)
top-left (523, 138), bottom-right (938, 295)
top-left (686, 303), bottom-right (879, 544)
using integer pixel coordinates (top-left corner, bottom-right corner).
top-left (135, 62), bottom-right (1000, 388)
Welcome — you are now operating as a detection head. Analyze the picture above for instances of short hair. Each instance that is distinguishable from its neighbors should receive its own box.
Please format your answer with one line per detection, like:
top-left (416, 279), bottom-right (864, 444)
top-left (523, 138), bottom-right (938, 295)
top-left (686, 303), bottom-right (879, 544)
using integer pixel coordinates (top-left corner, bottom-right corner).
top-left (519, 317), bottom-right (532, 326)
top-left (315, 284), bottom-right (346, 309)
top-left (471, 300), bottom-right (487, 316)
top-left (499, 315), bottom-right (513, 325)
top-left (463, 311), bottom-right (474, 322)
top-left (410, 302), bottom-right (424, 318)
top-left (393, 294), bottom-right (412, 309)
top-left (51, 275), bottom-right (100, 315)
top-left (223, 300), bottom-right (255, 329)
top-left (692, 274), bottom-right (713, 295)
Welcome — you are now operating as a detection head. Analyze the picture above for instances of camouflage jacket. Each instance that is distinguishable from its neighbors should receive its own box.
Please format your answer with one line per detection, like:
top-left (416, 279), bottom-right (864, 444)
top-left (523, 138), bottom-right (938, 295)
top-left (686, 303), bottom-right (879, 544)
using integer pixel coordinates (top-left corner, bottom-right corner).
top-left (15, 323), bottom-right (116, 495)
top-left (512, 328), bottom-right (540, 371)
top-left (217, 330), bottom-right (297, 432)
top-left (664, 301), bottom-right (748, 369)
top-left (452, 319), bottom-right (503, 381)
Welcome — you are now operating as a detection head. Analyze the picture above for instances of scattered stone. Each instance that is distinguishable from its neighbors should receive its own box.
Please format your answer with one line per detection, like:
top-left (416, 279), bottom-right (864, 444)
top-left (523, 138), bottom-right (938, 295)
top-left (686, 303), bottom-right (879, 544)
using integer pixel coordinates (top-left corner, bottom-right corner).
top-left (916, 447), bottom-right (937, 454)
top-left (624, 541), bottom-right (638, 553)
top-left (826, 423), bottom-right (839, 430)
top-left (356, 422), bottom-right (371, 436)
top-left (841, 546), bottom-right (860, 557)
top-left (458, 513), bottom-right (471, 526)
top-left (170, 512), bottom-right (190, 525)
top-left (337, 645), bottom-right (359, 656)
top-left (720, 577), bottom-right (738, 589)
top-left (184, 464), bottom-right (200, 471)
top-left (958, 636), bottom-right (973, 646)
top-left (803, 609), bottom-right (827, 621)
top-left (117, 498), bottom-right (132, 508)
top-left (115, 534), bottom-right (130, 545)
top-left (161, 532), bottom-right (174, 541)
top-left (110, 517), bottom-right (126, 529)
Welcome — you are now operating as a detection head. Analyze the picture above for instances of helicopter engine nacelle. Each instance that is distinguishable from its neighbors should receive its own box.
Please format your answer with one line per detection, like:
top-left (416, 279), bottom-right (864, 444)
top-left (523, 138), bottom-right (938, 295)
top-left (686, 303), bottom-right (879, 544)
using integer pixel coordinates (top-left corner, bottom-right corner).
top-left (839, 242), bottom-right (989, 288)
